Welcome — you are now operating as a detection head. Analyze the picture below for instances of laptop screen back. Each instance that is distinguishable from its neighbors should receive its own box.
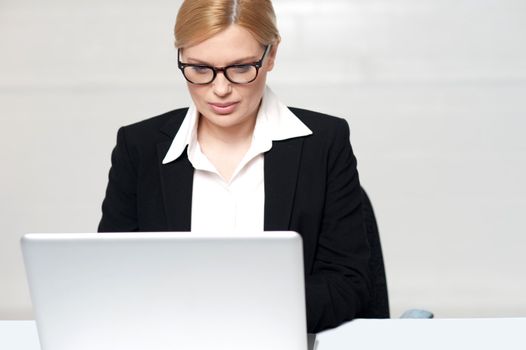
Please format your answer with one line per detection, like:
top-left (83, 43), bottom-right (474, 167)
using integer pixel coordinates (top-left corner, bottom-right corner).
top-left (21, 232), bottom-right (307, 350)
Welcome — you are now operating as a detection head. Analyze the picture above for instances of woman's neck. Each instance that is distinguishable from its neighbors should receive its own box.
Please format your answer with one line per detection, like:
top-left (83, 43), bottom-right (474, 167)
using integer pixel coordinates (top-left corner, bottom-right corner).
top-left (197, 114), bottom-right (257, 181)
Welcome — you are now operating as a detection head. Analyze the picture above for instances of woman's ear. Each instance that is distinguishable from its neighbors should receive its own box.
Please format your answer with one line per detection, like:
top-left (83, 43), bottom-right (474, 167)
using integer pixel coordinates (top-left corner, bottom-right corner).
top-left (265, 42), bottom-right (279, 71)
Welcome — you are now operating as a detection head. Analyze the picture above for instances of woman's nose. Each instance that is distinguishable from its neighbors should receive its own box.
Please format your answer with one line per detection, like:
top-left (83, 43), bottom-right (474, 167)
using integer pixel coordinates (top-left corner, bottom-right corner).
top-left (212, 72), bottom-right (232, 96)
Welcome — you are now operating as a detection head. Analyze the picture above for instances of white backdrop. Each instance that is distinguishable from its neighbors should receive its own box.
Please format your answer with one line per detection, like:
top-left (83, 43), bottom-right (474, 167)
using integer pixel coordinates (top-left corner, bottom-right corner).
top-left (1, 0), bottom-right (525, 319)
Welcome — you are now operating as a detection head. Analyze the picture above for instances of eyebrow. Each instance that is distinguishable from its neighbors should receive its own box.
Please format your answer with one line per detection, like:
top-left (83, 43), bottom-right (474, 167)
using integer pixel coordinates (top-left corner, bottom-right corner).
top-left (185, 55), bottom-right (260, 66)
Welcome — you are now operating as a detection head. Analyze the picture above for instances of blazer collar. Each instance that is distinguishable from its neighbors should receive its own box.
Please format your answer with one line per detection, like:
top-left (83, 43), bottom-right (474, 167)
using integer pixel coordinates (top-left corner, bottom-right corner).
top-left (159, 108), bottom-right (189, 139)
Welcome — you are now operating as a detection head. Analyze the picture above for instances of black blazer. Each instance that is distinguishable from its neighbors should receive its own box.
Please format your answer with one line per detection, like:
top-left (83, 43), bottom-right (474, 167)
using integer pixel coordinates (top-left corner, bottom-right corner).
top-left (98, 107), bottom-right (371, 333)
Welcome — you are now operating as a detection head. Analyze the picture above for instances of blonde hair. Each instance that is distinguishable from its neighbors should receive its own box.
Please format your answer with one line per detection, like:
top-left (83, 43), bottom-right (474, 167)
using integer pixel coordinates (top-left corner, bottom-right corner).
top-left (174, 0), bottom-right (280, 48)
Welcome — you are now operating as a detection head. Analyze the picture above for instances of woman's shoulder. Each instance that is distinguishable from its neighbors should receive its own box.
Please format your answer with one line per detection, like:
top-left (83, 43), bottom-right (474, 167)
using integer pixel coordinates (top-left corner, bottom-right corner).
top-left (114, 108), bottom-right (189, 149)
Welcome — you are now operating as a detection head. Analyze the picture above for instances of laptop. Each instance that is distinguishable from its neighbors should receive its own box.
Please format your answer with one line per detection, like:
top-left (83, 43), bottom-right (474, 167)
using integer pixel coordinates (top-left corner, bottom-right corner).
top-left (21, 231), bottom-right (308, 350)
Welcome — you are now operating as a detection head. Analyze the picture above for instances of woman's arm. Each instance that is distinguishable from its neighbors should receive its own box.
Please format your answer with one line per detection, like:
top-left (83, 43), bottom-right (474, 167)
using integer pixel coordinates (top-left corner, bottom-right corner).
top-left (304, 118), bottom-right (371, 333)
top-left (98, 127), bottom-right (139, 232)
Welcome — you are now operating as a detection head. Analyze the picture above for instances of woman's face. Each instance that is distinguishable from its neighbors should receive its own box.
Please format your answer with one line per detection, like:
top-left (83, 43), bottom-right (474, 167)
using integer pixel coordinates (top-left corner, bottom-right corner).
top-left (180, 24), bottom-right (277, 132)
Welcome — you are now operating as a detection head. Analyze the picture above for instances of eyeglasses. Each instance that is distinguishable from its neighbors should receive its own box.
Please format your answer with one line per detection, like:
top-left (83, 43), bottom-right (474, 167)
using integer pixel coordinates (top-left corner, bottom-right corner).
top-left (178, 45), bottom-right (271, 85)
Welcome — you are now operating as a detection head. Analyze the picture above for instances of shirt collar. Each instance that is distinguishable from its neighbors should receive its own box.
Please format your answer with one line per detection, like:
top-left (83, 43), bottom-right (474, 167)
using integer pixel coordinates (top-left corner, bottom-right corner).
top-left (162, 86), bottom-right (312, 164)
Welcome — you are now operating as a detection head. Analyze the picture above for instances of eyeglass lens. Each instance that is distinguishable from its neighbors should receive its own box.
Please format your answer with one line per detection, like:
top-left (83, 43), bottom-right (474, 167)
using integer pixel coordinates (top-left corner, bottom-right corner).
top-left (183, 65), bottom-right (258, 84)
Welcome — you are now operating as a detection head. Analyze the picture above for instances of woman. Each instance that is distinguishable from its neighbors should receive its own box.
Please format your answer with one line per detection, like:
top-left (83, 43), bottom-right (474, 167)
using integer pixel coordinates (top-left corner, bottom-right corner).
top-left (99, 0), bottom-right (371, 333)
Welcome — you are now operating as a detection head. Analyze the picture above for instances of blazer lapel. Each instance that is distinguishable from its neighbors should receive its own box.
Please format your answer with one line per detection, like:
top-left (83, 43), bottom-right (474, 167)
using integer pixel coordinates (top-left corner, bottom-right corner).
top-left (156, 110), bottom-right (194, 231)
top-left (264, 137), bottom-right (304, 230)
top-left (157, 141), bottom-right (194, 231)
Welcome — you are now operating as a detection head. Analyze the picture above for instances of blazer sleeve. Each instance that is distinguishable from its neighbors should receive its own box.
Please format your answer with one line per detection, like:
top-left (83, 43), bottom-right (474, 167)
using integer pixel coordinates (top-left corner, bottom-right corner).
top-left (98, 127), bottom-right (139, 232)
top-left (304, 118), bottom-right (371, 333)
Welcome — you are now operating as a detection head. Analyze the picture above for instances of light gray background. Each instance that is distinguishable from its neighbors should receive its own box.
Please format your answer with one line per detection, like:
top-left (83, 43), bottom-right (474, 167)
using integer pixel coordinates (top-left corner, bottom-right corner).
top-left (1, 0), bottom-right (525, 319)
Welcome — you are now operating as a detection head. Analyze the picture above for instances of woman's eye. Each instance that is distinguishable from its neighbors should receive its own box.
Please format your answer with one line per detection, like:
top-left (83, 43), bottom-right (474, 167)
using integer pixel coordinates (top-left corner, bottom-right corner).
top-left (191, 66), bottom-right (211, 74)
top-left (231, 65), bottom-right (252, 74)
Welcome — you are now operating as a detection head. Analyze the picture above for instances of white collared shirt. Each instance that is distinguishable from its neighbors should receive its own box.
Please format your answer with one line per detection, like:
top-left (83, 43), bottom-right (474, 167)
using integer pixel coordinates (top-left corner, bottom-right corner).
top-left (162, 86), bottom-right (312, 234)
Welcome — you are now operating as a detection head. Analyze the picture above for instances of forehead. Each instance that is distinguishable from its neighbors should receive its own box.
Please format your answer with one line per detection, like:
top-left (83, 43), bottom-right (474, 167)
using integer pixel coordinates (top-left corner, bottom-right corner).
top-left (181, 24), bottom-right (262, 64)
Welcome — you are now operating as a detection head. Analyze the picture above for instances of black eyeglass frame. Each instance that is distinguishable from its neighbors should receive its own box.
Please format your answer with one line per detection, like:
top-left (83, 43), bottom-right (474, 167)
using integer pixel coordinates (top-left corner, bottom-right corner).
top-left (177, 45), bottom-right (271, 85)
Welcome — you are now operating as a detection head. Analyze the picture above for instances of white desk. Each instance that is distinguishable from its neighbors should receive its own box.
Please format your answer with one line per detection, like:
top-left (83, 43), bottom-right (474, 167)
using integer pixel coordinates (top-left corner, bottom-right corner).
top-left (0, 321), bottom-right (40, 350)
top-left (315, 318), bottom-right (526, 349)
top-left (1, 318), bottom-right (525, 350)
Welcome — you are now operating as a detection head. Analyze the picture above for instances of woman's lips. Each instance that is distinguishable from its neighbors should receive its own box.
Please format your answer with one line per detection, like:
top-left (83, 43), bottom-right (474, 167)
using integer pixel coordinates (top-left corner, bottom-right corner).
top-left (208, 102), bottom-right (239, 115)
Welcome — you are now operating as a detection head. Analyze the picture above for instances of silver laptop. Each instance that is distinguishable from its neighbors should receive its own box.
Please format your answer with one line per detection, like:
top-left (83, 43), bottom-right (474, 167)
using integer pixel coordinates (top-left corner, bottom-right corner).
top-left (21, 232), bottom-right (308, 350)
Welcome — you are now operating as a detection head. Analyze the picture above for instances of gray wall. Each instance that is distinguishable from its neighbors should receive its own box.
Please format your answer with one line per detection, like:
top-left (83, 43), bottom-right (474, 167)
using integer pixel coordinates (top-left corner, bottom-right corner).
top-left (1, 0), bottom-right (525, 319)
